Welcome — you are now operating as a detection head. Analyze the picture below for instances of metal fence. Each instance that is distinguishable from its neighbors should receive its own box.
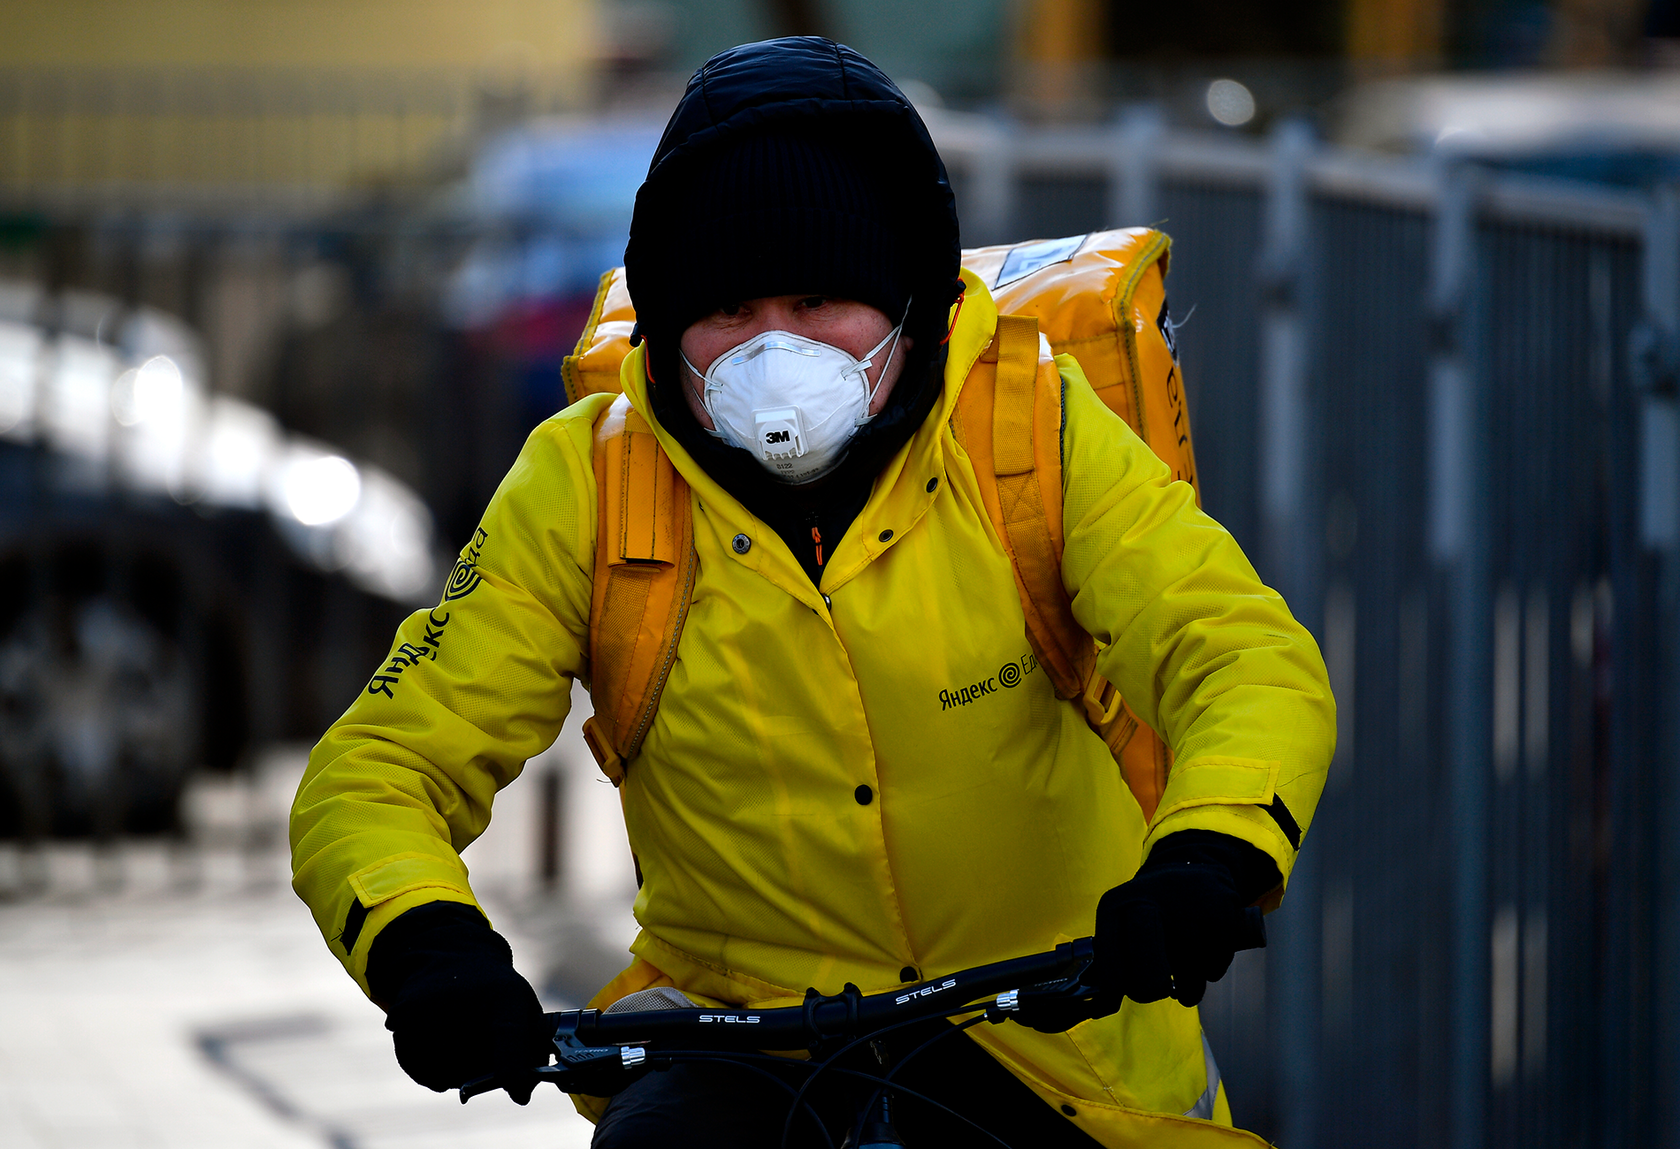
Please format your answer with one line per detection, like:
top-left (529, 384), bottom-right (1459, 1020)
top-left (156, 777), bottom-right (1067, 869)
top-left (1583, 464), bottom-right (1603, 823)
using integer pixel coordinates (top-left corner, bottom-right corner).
top-left (930, 113), bottom-right (1680, 1148)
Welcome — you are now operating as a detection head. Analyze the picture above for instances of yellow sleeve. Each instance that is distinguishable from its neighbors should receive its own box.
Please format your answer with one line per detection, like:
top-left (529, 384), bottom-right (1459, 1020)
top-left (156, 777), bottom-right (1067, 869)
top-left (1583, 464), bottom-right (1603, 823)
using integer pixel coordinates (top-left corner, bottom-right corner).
top-left (1057, 359), bottom-right (1334, 897)
top-left (289, 395), bottom-right (610, 995)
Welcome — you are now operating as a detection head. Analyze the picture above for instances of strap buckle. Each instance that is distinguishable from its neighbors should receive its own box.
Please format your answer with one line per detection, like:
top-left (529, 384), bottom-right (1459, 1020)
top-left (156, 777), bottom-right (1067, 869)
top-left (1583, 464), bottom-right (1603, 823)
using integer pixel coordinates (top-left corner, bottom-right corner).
top-left (1081, 673), bottom-right (1123, 729)
top-left (581, 715), bottom-right (627, 787)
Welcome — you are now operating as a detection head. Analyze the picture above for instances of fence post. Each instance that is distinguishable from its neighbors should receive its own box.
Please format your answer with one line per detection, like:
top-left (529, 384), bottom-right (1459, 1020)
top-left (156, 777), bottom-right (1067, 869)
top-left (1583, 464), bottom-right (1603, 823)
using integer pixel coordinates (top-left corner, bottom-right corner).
top-left (1109, 103), bottom-right (1162, 229)
top-left (1637, 188), bottom-right (1680, 553)
top-left (1257, 116), bottom-right (1321, 1149)
top-left (1636, 182), bottom-right (1680, 1149)
top-left (964, 119), bottom-right (1016, 247)
top-left (1428, 160), bottom-right (1490, 1149)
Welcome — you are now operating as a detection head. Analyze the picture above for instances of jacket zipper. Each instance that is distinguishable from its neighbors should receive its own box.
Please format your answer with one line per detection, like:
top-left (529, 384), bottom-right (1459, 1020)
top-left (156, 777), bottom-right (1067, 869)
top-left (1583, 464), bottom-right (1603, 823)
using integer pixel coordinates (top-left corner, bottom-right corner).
top-left (807, 510), bottom-right (825, 569)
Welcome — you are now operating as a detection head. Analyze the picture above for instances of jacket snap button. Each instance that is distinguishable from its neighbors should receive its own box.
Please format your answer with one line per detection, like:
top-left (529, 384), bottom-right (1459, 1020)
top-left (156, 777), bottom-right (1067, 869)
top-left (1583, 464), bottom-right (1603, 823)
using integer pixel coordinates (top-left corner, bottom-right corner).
top-left (1061, 1105), bottom-right (1078, 1117)
top-left (878, 529), bottom-right (893, 543)
top-left (822, 593), bottom-right (832, 609)
top-left (854, 784), bottom-right (873, 805)
top-left (926, 477), bottom-right (939, 493)
top-left (900, 966), bottom-right (919, 983)
top-left (731, 533), bottom-right (751, 555)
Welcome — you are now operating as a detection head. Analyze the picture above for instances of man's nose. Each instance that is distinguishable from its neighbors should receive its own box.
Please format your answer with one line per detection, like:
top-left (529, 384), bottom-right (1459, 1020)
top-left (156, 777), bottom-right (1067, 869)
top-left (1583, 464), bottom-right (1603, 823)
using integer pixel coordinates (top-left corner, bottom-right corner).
top-left (750, 300), bottom-right (804, 334)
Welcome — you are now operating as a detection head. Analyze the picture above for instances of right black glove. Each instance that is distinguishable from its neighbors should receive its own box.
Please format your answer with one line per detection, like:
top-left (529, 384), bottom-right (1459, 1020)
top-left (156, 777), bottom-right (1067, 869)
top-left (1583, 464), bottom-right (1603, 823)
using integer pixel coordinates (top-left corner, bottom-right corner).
top-left (1091, 831), bottom-right (1276, 1009)
top-left (366, 901), bottom-right (553, 1103)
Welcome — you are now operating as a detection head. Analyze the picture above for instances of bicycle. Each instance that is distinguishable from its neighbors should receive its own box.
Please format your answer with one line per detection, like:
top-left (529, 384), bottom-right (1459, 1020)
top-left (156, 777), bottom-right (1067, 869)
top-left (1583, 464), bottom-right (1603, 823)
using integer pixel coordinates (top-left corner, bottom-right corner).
top-left (461, 912), bottom-right (1263, 1149)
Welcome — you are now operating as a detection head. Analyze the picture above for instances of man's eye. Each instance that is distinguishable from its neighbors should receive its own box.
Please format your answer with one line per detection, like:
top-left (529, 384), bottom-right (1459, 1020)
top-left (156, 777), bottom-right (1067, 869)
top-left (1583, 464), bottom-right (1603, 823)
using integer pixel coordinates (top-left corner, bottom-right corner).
top-left (798, 296), bottom-right (830, 310)
top-left (718, 304), bottom-right (745, 318)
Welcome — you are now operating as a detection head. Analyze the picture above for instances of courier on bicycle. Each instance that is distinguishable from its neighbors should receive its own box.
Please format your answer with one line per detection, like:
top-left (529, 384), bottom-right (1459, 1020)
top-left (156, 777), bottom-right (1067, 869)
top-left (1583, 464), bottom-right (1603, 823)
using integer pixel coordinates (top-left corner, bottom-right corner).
top-left (290, 35), bottom-right (1333, 1149)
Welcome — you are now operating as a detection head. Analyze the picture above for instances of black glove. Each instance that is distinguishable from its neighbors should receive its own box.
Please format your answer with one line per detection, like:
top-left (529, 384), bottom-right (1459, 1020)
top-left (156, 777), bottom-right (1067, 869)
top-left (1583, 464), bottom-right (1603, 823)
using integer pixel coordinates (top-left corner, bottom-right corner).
top-left (1092, 831), bottom-right (1278, 1008)
top-left (367, 902), bottom-right (553, 1103)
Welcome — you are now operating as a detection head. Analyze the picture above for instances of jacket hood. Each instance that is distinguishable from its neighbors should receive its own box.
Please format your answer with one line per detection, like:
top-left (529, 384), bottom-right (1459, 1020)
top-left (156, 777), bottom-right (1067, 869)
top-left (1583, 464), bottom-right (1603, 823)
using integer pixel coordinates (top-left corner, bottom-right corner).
top-left (625, 37), bottom-right (962, 343)
top-left (623, 36), bottom-right (965, 530)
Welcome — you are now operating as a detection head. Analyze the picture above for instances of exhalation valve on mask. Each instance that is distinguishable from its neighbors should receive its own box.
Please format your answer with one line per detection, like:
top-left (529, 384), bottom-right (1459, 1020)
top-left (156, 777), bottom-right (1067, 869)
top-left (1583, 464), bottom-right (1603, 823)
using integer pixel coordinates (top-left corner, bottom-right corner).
top-left (753, 405), bottom-right (806, 461)
top-left (682, 305), bottom-right (907, 484)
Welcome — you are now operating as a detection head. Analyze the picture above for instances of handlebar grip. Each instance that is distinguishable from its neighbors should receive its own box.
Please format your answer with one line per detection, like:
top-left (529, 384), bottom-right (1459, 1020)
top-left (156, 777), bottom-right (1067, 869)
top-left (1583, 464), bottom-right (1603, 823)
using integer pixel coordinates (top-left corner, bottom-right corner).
top-left (1235, 906), bottom-right (1267, 952)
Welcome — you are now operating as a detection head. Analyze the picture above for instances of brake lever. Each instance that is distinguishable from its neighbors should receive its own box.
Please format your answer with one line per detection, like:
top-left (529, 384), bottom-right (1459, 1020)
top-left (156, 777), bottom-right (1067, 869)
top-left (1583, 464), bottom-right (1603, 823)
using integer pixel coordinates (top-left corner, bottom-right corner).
top-left (986, 911), bottom-right (1266, 1035)
top-left (458, 1064), bottom-right (576, 1104)
top-left (458, 1073), bottom-right (509, 1103)
top-left (983, 941), bottom-right (1111, 1033)
top-left (458, 1037), bottom-right (653, 1104)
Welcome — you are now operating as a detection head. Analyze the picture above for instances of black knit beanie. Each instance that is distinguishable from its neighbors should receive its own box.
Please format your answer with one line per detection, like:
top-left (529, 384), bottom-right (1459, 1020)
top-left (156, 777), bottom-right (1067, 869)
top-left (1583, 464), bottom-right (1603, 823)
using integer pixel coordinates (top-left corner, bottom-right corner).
top-left (621, 36), bottom-right (962, 511)
top-left (629, 127), bottom-right (908, 344)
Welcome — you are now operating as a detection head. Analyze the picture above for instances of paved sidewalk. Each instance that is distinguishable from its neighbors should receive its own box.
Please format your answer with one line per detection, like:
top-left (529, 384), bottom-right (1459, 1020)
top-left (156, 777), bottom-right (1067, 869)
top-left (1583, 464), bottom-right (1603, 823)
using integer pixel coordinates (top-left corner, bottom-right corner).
top-left (0, 842), bottom-right (602, 1149)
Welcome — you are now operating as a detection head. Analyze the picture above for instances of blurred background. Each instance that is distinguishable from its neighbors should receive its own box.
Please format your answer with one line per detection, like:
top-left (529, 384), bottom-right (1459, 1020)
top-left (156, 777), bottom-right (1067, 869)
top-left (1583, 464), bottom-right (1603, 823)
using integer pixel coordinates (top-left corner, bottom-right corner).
top-left (3, 0), bottom-right (1680, 1146)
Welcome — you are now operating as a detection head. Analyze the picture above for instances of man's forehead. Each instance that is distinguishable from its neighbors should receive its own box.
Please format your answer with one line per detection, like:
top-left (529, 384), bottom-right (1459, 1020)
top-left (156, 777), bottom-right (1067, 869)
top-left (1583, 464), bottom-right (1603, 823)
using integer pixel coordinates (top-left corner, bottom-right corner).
top-left (700, 294), bottom-right (881, 313)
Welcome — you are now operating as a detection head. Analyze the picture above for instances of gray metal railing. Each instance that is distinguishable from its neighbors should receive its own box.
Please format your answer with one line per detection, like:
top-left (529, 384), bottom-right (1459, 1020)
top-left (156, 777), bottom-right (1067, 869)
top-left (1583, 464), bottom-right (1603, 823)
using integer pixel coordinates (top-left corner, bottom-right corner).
top-left (925, 109), bottom-right (1680, 1148)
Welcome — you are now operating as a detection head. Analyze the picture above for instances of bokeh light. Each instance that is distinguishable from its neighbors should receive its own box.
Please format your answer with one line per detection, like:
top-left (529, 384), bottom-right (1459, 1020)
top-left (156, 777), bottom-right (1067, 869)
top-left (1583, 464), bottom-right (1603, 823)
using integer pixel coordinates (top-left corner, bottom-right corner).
top-left (279, 453), bottom-right (361, 526)
top-left (1206, 79), bottom-right (1256, 127)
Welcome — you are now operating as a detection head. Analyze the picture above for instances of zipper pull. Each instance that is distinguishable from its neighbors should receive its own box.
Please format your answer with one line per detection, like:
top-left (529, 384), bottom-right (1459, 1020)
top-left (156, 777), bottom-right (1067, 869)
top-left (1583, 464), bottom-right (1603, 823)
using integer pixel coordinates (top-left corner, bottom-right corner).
top-left (807, 511), bottom-right (825, 568)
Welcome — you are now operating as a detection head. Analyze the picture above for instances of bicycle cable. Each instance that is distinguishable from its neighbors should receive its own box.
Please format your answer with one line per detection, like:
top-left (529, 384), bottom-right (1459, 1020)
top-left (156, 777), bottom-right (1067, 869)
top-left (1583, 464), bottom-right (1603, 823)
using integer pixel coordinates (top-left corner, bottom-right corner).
top-left (637, 1050), bottom-right (838, 1149)
top-left (636, 1045), bottom-right (1017, 1149)
top-left (854, 1012), bottom-right (989, 1143)
top-left (775, 1006), bottom-right (993, 1149)
top-left (801, 1062), bottom-right (1016, 1149)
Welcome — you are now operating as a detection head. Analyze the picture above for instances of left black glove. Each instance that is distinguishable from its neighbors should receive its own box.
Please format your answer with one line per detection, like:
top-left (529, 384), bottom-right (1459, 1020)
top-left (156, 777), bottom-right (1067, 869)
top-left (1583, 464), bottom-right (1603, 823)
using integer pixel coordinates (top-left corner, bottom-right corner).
top-left (1091, 831), bottom-right (1278, 1008)
top-left (367, 901), bottom-right (554, 1103)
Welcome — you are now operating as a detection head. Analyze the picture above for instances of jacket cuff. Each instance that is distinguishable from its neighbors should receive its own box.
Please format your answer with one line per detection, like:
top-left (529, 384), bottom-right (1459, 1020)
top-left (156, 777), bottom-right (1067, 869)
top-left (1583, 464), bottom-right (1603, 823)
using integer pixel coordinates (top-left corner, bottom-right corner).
top-left (1139, 828), bottom-right (1282, 906)
top-left (365, 900), bottom-right (502, 1006)
top-left (346, 887), bottom-right (484, 999)
top-left (324, 848), bottom-right (483, 996)
top-left (1144, 801), bottom-right (1298, 911)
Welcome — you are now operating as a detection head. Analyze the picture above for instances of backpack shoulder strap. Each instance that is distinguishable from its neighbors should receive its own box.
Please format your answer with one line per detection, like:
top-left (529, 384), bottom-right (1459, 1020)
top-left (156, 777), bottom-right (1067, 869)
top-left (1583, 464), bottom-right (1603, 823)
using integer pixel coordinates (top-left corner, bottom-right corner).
top-left (563, 268), bottom-right (638, 406)
top-left (956, 311), bottom-right (1172, 823)
top-left (956, 313), bottom-right (1093, 701)
top-left (581, 394), bottom-right (697, 785)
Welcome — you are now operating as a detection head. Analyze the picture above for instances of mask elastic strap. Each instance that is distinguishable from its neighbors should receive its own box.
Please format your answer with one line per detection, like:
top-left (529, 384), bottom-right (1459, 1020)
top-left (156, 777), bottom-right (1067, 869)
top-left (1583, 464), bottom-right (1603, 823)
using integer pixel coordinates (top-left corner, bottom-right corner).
top-left (861, 297), bottom-right (913, 405)
top-left (679, 350), bottom-right (728, 439)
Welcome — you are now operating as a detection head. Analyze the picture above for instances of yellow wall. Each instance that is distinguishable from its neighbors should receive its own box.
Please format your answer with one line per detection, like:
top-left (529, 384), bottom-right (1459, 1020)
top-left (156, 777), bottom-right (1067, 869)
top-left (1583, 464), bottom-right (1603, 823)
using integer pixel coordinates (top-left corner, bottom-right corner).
top-left (0, 0), bottom-right (600, 196)
top-left (0, 1), bottom-right (597, 71)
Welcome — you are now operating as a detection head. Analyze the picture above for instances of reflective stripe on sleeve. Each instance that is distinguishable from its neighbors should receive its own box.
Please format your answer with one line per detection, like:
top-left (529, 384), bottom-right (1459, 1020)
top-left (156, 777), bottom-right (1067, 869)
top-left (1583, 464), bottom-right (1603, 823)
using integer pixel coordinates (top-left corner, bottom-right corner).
top-left (1183, 1031), bottom-right (1222, 1121)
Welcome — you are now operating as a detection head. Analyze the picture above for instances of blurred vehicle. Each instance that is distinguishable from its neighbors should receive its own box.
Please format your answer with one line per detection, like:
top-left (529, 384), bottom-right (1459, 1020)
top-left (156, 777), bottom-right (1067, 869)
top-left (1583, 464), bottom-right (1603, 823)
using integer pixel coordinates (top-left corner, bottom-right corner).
top-left (437, 117), bottom-right (662, 490)
top-left (1333, 71), bottom-right (1680, 186)
top-left (444, 114), bottom-right (661, 332)
top-left (0, 283), bottom-right (439, 839)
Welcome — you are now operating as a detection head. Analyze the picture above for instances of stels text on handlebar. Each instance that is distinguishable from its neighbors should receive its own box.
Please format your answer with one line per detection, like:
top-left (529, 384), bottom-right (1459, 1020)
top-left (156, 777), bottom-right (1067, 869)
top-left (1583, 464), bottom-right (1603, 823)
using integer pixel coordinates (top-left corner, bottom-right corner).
top-left (458, 913), bottom-right (1263, 1106)
top-left (459, 935), bottom-right (1108, 1102)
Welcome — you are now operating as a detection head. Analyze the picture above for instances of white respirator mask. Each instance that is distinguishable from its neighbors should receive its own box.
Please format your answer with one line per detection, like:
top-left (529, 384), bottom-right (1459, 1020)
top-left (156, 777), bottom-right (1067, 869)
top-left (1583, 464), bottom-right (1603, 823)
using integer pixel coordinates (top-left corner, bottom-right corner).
top-left (681, 306), bottom-right (908, 484)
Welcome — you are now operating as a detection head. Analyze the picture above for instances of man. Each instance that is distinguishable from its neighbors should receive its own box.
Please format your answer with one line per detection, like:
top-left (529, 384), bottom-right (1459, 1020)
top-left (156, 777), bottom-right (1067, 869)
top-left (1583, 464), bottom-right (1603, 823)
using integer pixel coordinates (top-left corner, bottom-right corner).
top-left (291, 36), bottom-right (1333, 1148)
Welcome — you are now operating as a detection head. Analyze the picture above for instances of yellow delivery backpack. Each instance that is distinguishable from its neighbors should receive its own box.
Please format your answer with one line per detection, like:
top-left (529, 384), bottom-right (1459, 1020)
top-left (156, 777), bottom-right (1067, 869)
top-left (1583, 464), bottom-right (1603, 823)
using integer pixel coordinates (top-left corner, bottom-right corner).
top-left (563, 228), bottom-right (1197, 825)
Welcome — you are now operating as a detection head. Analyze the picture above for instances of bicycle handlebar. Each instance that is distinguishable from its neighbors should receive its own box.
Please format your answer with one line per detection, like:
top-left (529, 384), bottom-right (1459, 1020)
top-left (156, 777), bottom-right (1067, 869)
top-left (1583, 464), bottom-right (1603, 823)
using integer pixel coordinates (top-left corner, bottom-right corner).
top-left (586, 935), bottom-right (1093, 1047)
top-left (461, 908), bottom-right (1264, 1103)
top-left (461, 935), bottom-right (1102, 1102)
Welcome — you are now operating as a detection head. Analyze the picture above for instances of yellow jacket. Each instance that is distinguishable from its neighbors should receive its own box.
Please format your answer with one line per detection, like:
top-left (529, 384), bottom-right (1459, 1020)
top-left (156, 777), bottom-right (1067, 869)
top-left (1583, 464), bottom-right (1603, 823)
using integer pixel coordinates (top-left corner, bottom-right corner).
top-left (291, 272), bottom-right (1334, 1146)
